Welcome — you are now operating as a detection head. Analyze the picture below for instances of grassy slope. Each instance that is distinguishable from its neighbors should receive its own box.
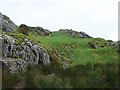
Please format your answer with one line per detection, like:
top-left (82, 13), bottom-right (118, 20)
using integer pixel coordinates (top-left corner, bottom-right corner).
top-left (2, 30), bottom-right (119, 88)
top-left (3, 29), bottom-right (118, 66)
top-left (33, 31), bottom-right (118, 66)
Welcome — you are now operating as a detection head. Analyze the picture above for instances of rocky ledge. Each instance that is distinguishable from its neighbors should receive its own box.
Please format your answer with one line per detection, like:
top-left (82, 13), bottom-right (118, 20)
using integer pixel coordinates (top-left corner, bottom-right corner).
top-left (59, 29), bottom-right (92, 38)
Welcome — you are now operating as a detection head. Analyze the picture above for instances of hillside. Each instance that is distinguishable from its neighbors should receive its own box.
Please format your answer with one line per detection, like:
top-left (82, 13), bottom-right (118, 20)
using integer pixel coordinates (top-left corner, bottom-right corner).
top-left (40, 31), bottom-right (118, 65)
top-left (1, 12), bottom-right (119, 88)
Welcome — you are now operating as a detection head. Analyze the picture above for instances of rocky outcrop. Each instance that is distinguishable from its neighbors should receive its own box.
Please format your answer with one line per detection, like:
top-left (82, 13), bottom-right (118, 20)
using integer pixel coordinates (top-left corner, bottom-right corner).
top-left (1, 58), bottom-right (27, 74)
top-left (1, 32), bottom-right (50, 73)
top-left (0, 12), bottom-right (16, 32)
top-left (88, 38), bottom-right (120, 49)
top-left (0, 12), bottom-right (51, 73)
top-left (18, 24), bottom-right (53, 36)
top-left (59, 29), bottom-right (92, 38)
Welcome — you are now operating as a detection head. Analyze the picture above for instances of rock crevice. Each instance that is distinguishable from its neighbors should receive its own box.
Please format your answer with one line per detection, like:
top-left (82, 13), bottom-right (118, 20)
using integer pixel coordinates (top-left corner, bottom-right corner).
top-left (1, 32), bottom-right (50, 73)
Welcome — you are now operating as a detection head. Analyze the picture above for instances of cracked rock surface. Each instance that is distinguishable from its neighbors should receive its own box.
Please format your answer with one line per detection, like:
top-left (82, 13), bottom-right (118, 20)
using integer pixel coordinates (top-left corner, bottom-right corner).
top-left (1, 32), bottom-right (50, 74)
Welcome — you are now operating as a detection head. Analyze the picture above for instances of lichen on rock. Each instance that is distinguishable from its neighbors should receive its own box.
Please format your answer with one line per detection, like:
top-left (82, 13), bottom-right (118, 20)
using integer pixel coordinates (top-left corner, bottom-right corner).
top-left (0, 12), bottom-right (16, 32)
top-left (1, 32), bottom-right (50, 73)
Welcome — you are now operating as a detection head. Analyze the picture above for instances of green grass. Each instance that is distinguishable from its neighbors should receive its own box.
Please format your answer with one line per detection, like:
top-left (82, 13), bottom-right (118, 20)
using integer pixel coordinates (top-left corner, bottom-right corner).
top-left (3, 30), bottom-right (118, 66)
top-left (27, 31), bottom-right (118, 66)
top-left (2, 30), bottom-right (119, 88)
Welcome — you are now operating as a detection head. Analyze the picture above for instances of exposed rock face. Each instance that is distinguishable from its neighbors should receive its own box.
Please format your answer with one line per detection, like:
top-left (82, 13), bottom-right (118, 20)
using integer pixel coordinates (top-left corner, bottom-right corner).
top-left (1, 58), bottom-right (27, 74)
top-left (18, 24), bottom-right (53, 36)
top-left (59, 29), bottom-right (92, 38)
top-left (0, 13), bottom-right (51, 73)
top-left (0, 12), bottom-right (16, 32)
top-left (1, 32), bottom-right (50, 73)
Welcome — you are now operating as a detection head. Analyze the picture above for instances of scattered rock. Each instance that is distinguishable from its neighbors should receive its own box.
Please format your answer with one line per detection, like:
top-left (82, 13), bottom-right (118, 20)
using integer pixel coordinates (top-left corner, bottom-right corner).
top-left (88, 38), bottom-right (120, 49)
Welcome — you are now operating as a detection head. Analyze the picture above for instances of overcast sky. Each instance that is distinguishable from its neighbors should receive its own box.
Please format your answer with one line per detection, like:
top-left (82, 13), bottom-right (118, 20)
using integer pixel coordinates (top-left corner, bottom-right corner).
top-left (0, 0), bottom-right (119, 41)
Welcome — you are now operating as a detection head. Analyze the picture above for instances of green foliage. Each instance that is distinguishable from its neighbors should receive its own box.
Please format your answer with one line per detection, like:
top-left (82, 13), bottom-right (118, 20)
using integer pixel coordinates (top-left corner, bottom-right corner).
top-left (5, 30), bottom-right (31, 45)
top-left (2, 71), bottom-right (23, 88)
top-left (2, 63), bottom-right (118, 88)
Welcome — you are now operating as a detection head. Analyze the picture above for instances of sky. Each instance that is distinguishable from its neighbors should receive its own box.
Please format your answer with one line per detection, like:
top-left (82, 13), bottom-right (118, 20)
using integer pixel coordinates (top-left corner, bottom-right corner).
top-left (0, 0), bottom-right (119, 41)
